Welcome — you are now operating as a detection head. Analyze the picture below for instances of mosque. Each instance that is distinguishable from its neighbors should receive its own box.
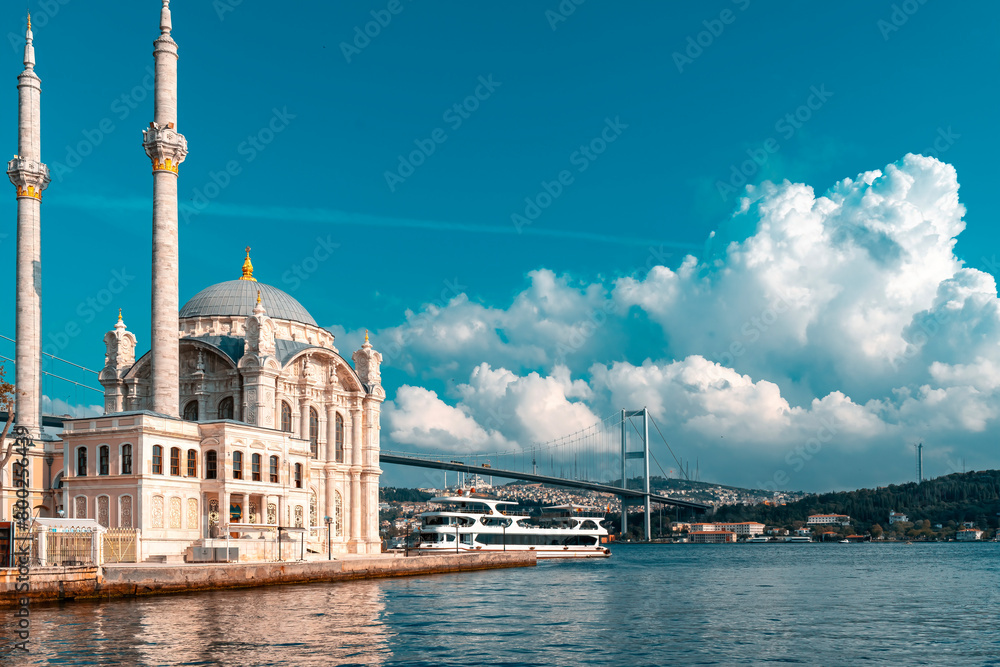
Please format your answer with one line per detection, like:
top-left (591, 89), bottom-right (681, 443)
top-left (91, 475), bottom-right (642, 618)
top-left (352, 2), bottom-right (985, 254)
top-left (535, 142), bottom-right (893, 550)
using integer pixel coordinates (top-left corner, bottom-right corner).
top-left (4, 2), bottom-right (384, 558)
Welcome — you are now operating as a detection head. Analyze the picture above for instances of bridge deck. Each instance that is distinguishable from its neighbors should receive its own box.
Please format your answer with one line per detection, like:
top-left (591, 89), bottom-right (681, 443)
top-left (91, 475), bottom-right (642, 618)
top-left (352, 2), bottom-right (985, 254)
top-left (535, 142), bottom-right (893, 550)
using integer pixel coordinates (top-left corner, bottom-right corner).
top-left (379, 454), bottom-right (711, 512)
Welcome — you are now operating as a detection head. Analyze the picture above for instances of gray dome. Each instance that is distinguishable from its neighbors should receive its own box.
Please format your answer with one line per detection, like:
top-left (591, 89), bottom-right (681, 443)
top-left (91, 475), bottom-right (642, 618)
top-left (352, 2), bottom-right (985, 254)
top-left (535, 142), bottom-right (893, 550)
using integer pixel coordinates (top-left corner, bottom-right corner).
top-left (180, 280), bottom-right (317, 326)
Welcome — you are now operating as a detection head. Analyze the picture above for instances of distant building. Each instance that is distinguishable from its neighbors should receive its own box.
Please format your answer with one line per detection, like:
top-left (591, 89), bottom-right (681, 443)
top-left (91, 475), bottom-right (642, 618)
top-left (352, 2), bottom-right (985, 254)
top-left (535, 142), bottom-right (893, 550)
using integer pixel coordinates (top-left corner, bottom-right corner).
top-left (670, 522), bottom-right (691, 533)
top-left (962, 521), bottom-right (976, 529)
top-left (688, 530), bottom-right (736, 544)
top-left (715, 522), bottom-right (765, 537)
top-left (807, 514), bottom-right (851, 526)
top-left (888, 511), bottom-right (908, 525)
top-left (956, 529), bottom-right (983, 541)
top-left (794, 527), bottom-right (812, 537)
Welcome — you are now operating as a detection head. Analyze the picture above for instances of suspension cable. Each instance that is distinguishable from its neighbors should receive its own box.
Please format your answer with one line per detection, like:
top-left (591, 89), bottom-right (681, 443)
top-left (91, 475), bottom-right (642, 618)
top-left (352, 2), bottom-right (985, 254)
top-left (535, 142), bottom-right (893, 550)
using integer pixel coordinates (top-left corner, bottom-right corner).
top-left (0, 334), bottom-right (101, 375)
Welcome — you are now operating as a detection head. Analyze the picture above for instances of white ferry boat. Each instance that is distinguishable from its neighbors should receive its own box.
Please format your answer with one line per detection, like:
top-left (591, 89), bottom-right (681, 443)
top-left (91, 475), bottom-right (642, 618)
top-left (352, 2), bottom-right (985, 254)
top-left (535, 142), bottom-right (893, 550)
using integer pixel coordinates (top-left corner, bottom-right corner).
top-left (413, 490), bottom-right (611, 559)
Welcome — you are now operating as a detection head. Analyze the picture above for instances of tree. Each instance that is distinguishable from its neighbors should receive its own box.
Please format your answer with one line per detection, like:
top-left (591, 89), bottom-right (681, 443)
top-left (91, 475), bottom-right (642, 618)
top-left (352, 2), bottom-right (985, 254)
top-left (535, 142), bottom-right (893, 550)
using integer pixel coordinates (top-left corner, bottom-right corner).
top-left (870, 524), bottom-right (883, 539)
top-left (0, 365), bottom-right (17, 520)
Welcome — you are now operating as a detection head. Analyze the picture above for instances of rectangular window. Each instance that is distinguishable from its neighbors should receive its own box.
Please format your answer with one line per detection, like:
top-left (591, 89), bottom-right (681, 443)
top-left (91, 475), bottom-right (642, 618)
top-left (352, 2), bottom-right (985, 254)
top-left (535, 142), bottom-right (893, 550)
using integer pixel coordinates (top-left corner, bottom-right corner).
top-left (206, 451), bottom-right (218, 480)
top-left (122, 445), bottom-right (132, 475)
top-left (99, 447), bottom-right (109, 476)
top-left (152, 446), bottom-right (163, 475)
top-left (294, 463), bottom-right (302, 489)
top-left (187, 450), bottom-right (197, 477)
top-left (252, 454), bottom-right (261, 482)
top-left (269, 456), bottom-right (279, 484)
top-left (233, 451), bottom-right (243, 480)
top-left (170, 448), bottom-right (181, 476)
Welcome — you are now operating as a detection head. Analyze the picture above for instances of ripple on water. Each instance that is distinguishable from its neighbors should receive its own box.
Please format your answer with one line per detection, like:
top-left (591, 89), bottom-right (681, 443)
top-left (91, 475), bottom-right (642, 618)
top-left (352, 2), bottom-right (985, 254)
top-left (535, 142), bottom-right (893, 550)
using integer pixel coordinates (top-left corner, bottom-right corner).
top-left (0, 544), bottom-right (997, 665)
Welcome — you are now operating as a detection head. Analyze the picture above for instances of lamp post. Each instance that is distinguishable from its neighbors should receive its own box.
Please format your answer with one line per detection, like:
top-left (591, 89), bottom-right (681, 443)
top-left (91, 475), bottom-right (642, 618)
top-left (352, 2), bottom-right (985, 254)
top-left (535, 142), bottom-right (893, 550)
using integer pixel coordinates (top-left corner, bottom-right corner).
top-left (325, 515), bottom-right (332, 560)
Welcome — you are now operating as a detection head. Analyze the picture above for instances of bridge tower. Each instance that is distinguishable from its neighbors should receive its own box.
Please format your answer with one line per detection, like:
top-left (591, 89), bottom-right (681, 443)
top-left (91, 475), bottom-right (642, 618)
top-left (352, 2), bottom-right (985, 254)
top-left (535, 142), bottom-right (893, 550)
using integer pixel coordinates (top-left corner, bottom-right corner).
top-left (622, 408), bottom-right (652, 540)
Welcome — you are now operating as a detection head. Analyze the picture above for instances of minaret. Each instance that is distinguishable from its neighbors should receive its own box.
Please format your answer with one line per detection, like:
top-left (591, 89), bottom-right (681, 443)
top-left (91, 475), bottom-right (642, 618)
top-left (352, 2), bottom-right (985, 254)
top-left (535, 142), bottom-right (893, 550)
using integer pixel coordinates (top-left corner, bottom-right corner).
top-left (142, 0), bottom-right (187, 417)
top-left (7, 13), bottom-right (51, 435)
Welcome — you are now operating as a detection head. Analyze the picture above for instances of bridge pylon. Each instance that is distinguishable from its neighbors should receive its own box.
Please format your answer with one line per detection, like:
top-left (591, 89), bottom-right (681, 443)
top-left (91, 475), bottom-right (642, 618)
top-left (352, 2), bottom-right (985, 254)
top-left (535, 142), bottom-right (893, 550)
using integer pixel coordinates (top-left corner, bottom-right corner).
top-left (622, 407), bottom-right (652, 541)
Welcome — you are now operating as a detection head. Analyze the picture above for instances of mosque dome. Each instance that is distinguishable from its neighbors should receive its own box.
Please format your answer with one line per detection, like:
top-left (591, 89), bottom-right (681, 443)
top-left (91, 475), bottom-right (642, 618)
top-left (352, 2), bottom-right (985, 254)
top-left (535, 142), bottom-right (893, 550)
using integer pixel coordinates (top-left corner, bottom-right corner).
top-left (178, 249), bottom-right (317, 326)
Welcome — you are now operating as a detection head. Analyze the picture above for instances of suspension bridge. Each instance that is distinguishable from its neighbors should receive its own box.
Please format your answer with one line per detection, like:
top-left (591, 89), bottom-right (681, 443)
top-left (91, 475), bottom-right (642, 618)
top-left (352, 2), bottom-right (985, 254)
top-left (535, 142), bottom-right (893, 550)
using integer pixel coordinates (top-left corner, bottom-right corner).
top-left (380, 408), bottom-right (712, 539)
top-left (1, 335), bottom-right (712, 539)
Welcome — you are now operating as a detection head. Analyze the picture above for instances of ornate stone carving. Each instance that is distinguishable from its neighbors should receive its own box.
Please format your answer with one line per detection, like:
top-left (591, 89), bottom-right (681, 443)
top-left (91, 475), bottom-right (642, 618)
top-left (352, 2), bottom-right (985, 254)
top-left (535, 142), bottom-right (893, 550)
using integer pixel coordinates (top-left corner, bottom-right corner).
top-left (294, 505), bottom-right (304, 528)
top-left (75, 496), bottom-right (87, 519)
top-left (244, 300), bottom-right (276, 358)
top-left (267, 503), bottom-right (277, 525)
top-left (97, 496), bottom-right (110, 527)
top-left (334, 491), bottom-right (343, 537)
top-left (352, 335), bottom-right (382, 388)
top-left (152, 496), bottom-right (164, 528)
top-left (7, 156), bottom-right (50, 200)
top-left (187, 498), bottom-right (198, 529)
top-left (249, 501), bottom-right (257, 524)
top-left (169, 497), bottom-right (182, 529)
top-left (103, 315), bottom-right (137, 371)
top-left (120, 495), bottom-right (133, 528)
top-left (142, 121), bottom-right (188, 174)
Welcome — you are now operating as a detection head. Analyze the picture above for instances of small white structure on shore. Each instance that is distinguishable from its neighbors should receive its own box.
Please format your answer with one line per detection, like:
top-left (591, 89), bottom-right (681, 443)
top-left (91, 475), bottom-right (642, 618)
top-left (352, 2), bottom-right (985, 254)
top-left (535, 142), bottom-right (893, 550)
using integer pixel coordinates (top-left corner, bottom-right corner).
top-left (955, 528), bottom-right (983, 541)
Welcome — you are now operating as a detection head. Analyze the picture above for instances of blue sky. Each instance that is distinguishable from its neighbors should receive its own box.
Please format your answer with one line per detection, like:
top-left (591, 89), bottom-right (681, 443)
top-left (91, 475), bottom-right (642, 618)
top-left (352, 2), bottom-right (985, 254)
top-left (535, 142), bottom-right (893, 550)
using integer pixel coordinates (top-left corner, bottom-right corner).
top-left (2, 1), bottom-right (999, 491)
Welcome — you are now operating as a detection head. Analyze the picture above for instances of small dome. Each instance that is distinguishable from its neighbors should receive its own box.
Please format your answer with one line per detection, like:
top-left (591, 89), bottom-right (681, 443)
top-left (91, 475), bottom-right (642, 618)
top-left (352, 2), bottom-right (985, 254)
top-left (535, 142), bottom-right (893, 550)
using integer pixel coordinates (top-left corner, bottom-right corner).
top-left (180, 280), bottom-right (317, 326)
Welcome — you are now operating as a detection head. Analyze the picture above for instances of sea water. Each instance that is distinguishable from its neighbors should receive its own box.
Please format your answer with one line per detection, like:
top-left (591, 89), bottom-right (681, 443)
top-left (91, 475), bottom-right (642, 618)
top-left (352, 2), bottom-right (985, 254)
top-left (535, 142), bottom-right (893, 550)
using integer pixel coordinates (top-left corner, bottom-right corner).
top-left (1, 542), bottom-right (997, 666)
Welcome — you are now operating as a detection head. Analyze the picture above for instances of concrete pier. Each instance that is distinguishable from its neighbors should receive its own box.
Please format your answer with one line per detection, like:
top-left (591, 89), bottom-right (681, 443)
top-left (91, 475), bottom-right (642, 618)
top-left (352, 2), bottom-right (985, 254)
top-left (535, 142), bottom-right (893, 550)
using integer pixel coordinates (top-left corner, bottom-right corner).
top-left (0, 551), bottom-right (535, 607)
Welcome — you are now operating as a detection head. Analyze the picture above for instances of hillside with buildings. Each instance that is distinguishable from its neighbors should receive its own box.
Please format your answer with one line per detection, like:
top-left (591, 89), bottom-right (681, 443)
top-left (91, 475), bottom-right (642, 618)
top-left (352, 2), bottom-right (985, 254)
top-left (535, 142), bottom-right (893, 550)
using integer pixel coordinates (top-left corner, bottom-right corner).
top-left (713, 470), bottom-right (1000, 540)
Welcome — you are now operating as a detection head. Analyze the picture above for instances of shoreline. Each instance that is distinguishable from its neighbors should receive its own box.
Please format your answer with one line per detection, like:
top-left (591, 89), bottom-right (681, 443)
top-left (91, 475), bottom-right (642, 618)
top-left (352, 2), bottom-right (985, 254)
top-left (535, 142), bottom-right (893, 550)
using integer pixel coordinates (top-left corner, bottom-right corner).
top-left (0, 551), bottom-right (535, 608)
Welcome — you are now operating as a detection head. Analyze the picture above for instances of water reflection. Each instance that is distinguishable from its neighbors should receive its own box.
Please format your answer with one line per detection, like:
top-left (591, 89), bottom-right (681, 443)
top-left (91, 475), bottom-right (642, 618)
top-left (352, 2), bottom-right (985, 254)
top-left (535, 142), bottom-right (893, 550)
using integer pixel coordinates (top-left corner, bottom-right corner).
top-left (1, 545), bottom-right (997, 665)
top-left (0, 580), bottom-right (390, 666)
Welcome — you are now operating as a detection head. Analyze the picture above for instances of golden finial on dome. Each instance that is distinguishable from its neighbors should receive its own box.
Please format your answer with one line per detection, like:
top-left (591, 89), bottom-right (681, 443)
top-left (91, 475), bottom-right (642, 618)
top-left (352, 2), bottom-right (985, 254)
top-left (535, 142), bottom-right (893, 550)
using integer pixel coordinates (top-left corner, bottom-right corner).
top-left (27, 11), bottom-right (31, 31)
top-left (365, 329), bottom-right (369, 344)
top-left (256, 290), bottom-right (261, 305)
top-left (240, 246), bottom-right (257, 282)
top-left (118, 308), bottom-right (122, 322)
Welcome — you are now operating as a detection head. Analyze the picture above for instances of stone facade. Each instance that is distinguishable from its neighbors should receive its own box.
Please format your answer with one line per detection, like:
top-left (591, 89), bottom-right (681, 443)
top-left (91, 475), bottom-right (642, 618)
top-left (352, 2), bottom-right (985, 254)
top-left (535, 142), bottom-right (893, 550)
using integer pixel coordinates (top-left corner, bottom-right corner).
top-left (57, 2), bottom-right (384, 558)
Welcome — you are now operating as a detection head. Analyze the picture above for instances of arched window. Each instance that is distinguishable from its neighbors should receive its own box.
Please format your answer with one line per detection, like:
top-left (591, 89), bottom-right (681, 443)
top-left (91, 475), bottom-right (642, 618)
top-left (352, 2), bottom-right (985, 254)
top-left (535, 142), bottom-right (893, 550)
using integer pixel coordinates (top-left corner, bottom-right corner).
top-left (121, 444), bottom-right (132, 475)
top-left (187, 449), bottom-right (197, 477)
top-left (152, 446), bottom-right (163, 475)
top-left (183, 401), bottom-right (199, 421)
top-left (252, 453), bottom-right (262, 481)
top-left (309, 408), bottom-right (319, 458)
top-left (280, 402), bottom-right (292, 432)
top-left (205, 451), bottom-right (218, 480)
top-left (218, 396), bottom-right (235, 420)
top-left (269, 455), bottom-right (279, 483)
top-left (170, 447), bottom-right (181, 476)
top-left (77, 447), bottom-right (88, 477)
top-left (99, 445), bottom-right (110, 476)
top-left (233, 451), bottom-right (243, 480)
top-left (335, 413), bottom-right (344, 463)
top-left (294, 463), bottom-right (303, 489)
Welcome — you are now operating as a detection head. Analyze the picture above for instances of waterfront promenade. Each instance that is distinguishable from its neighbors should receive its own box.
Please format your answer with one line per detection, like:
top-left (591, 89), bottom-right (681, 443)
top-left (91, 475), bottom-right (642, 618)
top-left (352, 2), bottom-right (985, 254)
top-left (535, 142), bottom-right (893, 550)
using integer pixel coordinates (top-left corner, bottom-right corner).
top-left (0, 551), bottom-right (535, 607)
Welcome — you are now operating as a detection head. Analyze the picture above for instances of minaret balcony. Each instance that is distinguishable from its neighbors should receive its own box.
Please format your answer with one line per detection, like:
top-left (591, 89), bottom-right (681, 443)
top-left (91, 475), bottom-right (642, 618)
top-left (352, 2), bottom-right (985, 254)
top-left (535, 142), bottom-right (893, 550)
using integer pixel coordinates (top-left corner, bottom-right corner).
top-left (142, 122), bottom-right (188, 173)
top-left (7, 157), bottom-right (50, 198)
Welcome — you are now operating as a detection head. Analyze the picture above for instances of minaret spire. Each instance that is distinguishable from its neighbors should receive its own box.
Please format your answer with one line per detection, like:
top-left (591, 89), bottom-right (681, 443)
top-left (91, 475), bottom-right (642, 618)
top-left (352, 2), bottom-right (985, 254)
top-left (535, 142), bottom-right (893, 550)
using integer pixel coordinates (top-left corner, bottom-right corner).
top-left (160, 0), bottom-right (172, 35)
top-left (7, 11), bottom-right (51, 435)
top-left (143, 0), bottom-right (187, 417)
top-left (23, 13), bottom-right (35, 72)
